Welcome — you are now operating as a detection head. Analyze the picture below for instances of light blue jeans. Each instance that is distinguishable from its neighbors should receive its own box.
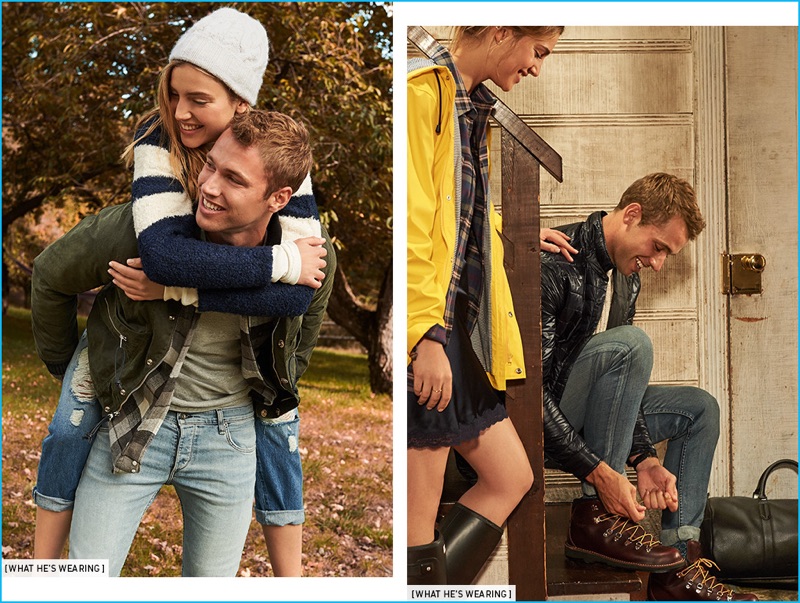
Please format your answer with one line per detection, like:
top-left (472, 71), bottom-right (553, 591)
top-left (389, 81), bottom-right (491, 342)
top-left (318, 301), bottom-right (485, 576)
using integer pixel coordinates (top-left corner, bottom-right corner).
top-left (69, 405), bottom-right (256, 577)
top-left (559, 325), bottom-right (720, 545)
top-left (34, 331), bottom-right (306, 526)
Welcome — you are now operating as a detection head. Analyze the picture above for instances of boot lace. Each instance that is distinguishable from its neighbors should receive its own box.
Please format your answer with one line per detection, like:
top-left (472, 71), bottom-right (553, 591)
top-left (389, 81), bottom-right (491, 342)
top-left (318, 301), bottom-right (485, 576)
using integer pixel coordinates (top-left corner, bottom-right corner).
top-left (677, 557), bottom-right (736, 600)
top-left (595, 513), bottom-right (661, 552)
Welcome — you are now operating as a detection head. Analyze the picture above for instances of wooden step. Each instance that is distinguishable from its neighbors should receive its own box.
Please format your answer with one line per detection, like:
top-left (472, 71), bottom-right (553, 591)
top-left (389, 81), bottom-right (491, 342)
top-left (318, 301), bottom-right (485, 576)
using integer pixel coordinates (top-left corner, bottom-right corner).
top-left (546, 502), bottom-right (646, 600)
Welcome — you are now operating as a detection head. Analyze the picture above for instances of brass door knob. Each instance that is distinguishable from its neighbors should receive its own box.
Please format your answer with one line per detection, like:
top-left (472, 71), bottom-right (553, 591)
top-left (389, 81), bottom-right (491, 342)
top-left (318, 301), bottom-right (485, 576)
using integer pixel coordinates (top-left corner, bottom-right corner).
top-left (740, 254), bottom-right (766, 273)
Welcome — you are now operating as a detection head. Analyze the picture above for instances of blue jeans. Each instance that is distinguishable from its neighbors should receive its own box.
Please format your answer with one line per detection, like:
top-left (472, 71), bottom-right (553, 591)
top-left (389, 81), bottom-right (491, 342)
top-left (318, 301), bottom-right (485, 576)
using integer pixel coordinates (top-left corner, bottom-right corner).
top-left (255, 408), bottom-right (305, 526)
top-left (69, 405), bottom-right (256, 576)
top-left (33, 332), bottom-right (102, 511)
top-left (558, 326), bottom-right (720, 545)
top-left (34, 332), bottom-right (305, 525)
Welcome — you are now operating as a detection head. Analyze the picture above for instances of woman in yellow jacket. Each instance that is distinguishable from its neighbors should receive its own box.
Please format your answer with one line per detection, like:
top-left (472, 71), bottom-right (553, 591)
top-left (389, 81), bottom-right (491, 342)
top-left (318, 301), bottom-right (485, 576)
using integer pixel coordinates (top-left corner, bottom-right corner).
top-left (407, 26), bottom-right (563, 584)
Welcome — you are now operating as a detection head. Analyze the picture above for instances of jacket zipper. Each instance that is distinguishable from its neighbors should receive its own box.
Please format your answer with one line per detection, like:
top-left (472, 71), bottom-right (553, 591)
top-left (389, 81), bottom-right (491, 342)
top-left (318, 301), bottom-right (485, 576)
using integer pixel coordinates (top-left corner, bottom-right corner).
top-left (104, 298), bottom-right (127, 392)
top-left (84, 410), bottom-right (119, 440)
top-left (104, 298), bottom-right (128, 348)
top-left (433, 70), bottom-right (442, 134)
top-left (102, 297), bottom-right (167, 407)
top-left (429, 68), bottom-right (454, 274)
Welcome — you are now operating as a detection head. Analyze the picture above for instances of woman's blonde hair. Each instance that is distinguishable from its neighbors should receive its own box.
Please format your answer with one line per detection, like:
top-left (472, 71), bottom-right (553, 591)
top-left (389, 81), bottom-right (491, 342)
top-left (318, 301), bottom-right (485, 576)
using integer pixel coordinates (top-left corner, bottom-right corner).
top-left (121, 60), bottom-right (244, 201)
top-left (450, 26), bottom-right (564, 52)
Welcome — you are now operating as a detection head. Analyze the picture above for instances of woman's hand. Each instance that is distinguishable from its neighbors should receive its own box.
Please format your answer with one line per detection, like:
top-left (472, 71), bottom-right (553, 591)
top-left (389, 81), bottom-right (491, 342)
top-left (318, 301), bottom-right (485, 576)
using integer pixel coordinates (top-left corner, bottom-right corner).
top-left (295, 236), bottom-right (327, 289)
top-left (540, 228), bottom-right (578, 262)
top-left (412, 338), bottom-right (452, 412)
top-left (108, 258), bottom-right (165, 301)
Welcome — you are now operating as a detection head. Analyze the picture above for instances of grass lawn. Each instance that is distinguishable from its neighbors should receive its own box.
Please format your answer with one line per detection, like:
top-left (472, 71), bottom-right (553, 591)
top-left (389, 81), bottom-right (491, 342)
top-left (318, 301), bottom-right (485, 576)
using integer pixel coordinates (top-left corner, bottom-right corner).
top-left (1, 306), bottom-right (392, 577)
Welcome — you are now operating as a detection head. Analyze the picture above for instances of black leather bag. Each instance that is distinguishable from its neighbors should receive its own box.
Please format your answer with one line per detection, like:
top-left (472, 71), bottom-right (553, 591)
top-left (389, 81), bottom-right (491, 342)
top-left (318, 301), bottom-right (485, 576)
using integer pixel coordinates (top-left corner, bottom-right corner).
top-left (700, 459), bottom-right (798, 584)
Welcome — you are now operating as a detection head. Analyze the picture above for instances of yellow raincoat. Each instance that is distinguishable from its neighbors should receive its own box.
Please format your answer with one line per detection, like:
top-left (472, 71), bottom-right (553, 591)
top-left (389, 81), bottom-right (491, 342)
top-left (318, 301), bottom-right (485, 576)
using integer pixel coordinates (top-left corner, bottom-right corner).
top-left (407, 62), bottom-right (525, 390)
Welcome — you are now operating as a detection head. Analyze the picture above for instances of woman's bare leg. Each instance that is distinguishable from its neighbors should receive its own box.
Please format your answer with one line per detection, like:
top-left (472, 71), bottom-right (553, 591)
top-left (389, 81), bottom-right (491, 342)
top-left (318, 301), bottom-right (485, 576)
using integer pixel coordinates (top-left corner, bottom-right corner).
top-left (454, 418), bottom-right (533, 525)
top-left (407, 447), bottom-right (450, 546)
top-left (262, 524), bottom-right (302, 576)
top-left (33, 508), bottom-right (72, 559)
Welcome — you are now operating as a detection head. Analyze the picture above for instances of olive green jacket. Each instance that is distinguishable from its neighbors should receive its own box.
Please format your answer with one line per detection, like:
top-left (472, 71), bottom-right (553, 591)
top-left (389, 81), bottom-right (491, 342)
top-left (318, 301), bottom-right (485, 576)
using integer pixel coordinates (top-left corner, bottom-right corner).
top-left (32, 202), bottom-right (335, 421)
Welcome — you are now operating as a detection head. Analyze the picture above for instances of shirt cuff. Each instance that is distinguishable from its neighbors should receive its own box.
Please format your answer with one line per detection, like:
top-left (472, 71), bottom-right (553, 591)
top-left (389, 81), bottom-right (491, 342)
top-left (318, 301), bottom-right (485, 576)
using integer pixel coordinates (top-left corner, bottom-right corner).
top-left (163, 285), bottom-right (199, 307)
top-left (272, 241), bottom-right (301, 285)
top-left (423, 324), bottom-right (447, 345)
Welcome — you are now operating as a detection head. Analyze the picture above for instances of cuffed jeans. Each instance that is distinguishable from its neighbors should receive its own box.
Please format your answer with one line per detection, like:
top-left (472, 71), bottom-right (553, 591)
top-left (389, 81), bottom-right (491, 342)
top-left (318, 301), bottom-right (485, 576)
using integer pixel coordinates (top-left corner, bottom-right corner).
top-left (558, 325), bottom-right (720, 545)
top-left (69, 405), bottom-right (256, 577)
top-left (255, 408), bottom-right (305, 526)
top-left (33, 331), bottom-right (101, 512)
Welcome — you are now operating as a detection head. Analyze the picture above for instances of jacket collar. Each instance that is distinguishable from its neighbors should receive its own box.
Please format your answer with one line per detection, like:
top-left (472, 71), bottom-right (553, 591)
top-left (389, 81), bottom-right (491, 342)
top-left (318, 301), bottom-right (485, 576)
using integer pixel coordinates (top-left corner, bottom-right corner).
top-left (197, 214), bottom-right (281, 247)
top-left (583, 211), bottom-right (615, 273)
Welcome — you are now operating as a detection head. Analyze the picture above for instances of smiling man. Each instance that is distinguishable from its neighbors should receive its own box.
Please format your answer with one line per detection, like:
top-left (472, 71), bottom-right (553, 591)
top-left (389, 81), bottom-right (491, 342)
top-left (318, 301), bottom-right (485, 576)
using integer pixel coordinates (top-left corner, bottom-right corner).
top-left (30, 110), bottom-right (335, 576)
top-left (525, 173), bottom-right (756, 600)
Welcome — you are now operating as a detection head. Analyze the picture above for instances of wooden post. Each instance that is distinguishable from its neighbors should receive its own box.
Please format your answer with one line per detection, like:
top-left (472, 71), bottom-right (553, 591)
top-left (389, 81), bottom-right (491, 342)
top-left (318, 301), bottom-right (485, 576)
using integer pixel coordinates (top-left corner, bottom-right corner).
top-left (500, 128), bottom-right (547, 600)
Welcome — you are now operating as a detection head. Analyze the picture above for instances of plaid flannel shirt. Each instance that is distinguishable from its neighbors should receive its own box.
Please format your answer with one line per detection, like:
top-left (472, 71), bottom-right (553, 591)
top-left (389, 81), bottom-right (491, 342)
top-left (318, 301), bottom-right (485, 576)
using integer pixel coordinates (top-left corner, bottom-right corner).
top-left (108, 307), bottom-right (276, 474)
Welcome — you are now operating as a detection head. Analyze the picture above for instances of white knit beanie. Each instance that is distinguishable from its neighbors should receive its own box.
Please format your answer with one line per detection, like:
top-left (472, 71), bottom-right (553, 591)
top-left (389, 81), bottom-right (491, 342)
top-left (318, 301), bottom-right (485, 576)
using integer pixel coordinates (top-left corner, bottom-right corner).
top-left (169, 7), bottom-right (269, 105)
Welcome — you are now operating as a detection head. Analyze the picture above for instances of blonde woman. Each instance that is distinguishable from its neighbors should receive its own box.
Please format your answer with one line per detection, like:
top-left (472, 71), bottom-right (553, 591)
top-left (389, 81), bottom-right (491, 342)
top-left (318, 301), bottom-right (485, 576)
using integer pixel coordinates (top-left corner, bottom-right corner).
top-left (407, 26), bottom-right (563, 584)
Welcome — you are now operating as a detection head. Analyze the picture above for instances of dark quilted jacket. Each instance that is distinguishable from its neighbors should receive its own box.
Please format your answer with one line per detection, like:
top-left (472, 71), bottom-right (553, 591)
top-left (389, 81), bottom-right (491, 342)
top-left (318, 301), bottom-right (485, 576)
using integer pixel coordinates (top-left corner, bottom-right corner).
top-left (541, 211), bottom-right (657, 479)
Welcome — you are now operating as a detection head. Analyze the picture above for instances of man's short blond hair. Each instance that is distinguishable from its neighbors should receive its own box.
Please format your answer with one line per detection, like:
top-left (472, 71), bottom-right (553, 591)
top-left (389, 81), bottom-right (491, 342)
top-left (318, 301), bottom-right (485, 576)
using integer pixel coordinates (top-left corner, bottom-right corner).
top-left (230, 110), bottom-right (312, 195)
top-left (616, 173), bottom-right (706, 240)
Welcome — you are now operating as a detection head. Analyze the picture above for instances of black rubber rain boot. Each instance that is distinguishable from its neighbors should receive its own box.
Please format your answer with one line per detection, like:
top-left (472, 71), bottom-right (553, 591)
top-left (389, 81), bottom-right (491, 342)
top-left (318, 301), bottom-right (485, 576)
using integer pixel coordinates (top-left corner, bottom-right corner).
top-left (439, 502), bottom-right (503, 584)
top-left (407, 531), bottom-right (446, 584)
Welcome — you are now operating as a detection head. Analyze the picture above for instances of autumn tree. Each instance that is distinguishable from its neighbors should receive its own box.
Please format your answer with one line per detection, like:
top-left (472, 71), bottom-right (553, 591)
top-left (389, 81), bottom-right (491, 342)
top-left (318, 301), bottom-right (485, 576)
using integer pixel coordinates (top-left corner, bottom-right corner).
top-left (2, 2), bottom-right (393, 392)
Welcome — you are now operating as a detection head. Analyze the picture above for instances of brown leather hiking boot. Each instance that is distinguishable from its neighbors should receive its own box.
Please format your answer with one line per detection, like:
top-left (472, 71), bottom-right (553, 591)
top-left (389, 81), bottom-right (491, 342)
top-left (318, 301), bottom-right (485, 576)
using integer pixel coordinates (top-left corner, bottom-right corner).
top-left (647, 540), bottom-right (759, 601)
top-left (565, 497), bottom-right (685, 573)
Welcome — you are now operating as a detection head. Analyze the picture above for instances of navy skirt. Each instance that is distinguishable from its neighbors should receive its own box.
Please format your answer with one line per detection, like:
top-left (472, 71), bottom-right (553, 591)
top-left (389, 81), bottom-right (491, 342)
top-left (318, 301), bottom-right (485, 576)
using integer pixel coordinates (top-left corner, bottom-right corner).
top-left (407, 289), bottom-right (507, 449)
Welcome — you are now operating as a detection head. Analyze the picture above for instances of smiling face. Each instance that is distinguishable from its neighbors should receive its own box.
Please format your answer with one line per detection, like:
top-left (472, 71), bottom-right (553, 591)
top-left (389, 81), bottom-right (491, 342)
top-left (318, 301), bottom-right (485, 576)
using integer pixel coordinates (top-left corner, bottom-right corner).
top-left (491, 32), bottom-right (560, 92)
top-left (608, 204), bottom-right (690, 276)
top-left (195, 128), bottom-right (275, 246)
top-left (168, 63), bottom-right (247, 150)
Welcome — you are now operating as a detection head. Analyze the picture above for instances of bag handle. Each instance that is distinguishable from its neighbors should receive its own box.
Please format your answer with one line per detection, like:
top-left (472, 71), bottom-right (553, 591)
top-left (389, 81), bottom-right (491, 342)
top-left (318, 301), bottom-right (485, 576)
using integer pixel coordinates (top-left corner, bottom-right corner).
top-left (753, 459), bottom-right (798, 500)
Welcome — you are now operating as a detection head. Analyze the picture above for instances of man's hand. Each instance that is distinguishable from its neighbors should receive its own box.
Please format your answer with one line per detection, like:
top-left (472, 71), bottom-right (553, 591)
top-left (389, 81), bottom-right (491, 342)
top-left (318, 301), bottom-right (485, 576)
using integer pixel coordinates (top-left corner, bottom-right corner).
top-left (108, 258), bottom-right (165, 301)
top-left (295, 236), bottom-right (327, 289)
top-left (634, 457), bottom-right (679, 512)
top-left (540, 228), bottom-right (578, 262)
top-left (412, 338), bottom-right (452, 412)
top-left (586, 461), bottom-right (646, 522)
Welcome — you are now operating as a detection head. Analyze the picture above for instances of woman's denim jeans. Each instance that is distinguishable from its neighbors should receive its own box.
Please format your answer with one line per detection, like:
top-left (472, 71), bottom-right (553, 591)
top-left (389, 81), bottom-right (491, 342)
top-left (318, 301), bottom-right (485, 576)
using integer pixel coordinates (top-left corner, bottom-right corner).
top-left (559, 325), bottom-right (720, 545)
top-left (255, 408), bottom-right (305, 526)
top-left (33, 331), bottom-right (101, 511)
top-left (69, 405), bottom-right (256, 576)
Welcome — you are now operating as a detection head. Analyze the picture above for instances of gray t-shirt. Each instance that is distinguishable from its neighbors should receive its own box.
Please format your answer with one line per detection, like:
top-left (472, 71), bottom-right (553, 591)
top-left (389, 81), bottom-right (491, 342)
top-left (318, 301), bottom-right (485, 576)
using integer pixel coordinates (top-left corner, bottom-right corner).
top-left (171, 312), bottom-right (252, 412)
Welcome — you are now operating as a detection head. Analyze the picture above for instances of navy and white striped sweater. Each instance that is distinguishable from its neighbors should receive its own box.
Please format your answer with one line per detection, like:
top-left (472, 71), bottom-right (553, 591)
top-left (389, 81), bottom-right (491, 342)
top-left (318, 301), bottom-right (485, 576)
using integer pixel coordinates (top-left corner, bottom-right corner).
top-left (131, 121), bottom-right (320, 317)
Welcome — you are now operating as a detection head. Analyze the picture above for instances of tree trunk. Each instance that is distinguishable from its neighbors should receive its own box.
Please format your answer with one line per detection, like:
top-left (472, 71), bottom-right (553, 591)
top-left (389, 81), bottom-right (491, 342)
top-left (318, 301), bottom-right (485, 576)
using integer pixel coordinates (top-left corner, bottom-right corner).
top-left (368, 267), bottom-right (392, 394)
top-left (326, 263), bottom-right (393, 394)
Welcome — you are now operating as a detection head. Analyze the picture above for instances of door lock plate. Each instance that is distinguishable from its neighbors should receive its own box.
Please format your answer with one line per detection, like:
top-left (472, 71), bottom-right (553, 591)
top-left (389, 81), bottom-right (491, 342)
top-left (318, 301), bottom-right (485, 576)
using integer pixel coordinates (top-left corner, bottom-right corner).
top-left (722, 253), bottom-right (767, 295)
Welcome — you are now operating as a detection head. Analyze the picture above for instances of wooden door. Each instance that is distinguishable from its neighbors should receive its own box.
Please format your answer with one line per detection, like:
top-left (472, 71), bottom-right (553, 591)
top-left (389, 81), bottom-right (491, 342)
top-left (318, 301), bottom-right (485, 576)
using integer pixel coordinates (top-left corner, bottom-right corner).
top-left (486, 25), bottom-right (797, 498)
top-left (490, 25), bottom-right (708, 489)
top-left (724, 27), bottom-right (798, 498)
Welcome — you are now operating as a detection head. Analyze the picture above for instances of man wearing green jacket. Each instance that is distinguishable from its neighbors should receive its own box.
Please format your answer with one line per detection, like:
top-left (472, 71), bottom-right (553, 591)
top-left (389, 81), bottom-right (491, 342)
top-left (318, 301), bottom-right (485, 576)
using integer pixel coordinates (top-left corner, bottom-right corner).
top-left (31, 110), bottom-right (335, 576)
